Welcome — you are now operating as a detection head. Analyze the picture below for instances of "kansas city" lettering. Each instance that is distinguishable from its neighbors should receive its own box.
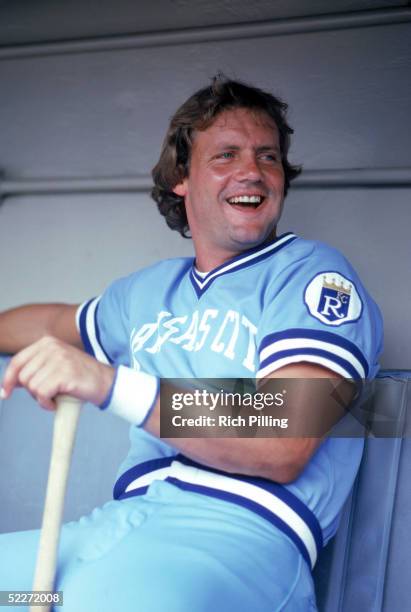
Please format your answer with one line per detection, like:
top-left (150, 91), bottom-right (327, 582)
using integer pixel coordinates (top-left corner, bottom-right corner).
top-left (129, 308), bottom-right (257, 372)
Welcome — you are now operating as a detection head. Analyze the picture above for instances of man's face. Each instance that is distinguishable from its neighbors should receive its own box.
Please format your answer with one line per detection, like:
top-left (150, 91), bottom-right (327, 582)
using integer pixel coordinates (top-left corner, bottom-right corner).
top-left (173, 107), bottom-right (285, 270)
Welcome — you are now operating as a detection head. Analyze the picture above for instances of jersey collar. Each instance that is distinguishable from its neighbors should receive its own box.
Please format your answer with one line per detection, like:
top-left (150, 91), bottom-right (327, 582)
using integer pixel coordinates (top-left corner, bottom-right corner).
top-left (190, 232), bottom-right (298, 298)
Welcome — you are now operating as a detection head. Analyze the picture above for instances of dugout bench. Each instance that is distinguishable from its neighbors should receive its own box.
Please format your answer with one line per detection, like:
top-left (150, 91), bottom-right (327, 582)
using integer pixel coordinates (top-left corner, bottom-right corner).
top-left (313, 371), bottom-right (411, 611)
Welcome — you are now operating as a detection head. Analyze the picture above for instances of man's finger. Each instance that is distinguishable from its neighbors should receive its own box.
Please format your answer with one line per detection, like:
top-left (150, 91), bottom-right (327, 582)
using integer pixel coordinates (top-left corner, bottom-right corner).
top-left (36, 394), bottom-right (57, 412)
top-left (26, 366), bottom-right (63, 409)
top-left (1, 341), bottom-right (50, 398)
top-left (1, 359), bottom-right (23, 399)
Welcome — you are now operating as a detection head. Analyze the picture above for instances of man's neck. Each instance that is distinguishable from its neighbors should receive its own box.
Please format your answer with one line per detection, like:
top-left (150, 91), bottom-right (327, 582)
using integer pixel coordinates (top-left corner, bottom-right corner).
top-left (194, 232), bottom-right (277, 273)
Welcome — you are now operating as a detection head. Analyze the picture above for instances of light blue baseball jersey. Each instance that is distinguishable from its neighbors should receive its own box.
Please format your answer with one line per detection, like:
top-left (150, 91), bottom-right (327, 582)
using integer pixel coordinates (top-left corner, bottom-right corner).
top-left (78, 232), bottom-right (383, 557)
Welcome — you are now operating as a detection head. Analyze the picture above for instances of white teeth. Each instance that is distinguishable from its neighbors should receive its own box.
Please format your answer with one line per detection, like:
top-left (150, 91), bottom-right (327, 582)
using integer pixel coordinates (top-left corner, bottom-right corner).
top-left (228, 195), bottom-right (263, 204)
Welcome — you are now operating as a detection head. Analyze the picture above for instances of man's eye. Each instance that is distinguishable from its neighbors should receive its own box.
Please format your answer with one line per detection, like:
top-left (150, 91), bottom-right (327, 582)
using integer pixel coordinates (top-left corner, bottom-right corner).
top-left (218, 152), bottom-right (234, 159)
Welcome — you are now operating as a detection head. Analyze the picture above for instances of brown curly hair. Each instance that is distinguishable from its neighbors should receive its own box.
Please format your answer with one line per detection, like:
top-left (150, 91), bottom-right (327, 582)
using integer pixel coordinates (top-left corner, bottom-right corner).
top-left (151, 75), bottom-right (301, 238)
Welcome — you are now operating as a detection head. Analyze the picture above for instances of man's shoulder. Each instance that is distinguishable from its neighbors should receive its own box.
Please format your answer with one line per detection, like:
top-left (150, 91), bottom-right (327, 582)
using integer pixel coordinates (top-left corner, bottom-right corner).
top-left (262, 235), bottom-right (364, 302)
top-left (275, 235), bottom-right (353, 276)
top-left (103, 256), bottom-right (193, 298)
top-left (289, 236), bottom-right (350, 263)
top-left (119, 256), bottom-right (193, 288)
top-left (136, 256), bottom-right (193, 278)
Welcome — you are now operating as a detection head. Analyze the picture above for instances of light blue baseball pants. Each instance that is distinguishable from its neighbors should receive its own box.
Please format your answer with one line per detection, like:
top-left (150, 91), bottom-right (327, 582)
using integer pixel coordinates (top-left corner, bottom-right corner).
top-left (0, 480), bottom-right (317, 611)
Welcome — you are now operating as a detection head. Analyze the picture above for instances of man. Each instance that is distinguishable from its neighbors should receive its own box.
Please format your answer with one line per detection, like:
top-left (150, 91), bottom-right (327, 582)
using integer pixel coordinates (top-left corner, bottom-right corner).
top-left (0, 77), bottom-right (383, 611)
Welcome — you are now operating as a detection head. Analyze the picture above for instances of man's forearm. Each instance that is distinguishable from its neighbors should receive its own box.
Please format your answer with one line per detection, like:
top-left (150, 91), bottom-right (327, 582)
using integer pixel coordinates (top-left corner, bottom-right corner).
top-left (0, 303), bottom-right (82, 354)
top-left (143, 365), bottom-right (353, 483)
top-left (143, 398), bottom-right (319, 484)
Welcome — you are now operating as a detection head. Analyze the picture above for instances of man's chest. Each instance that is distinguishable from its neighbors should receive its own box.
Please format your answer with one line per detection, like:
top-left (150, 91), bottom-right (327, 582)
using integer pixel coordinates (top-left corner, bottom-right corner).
top-left (127, 280), bottom-right (268, 377)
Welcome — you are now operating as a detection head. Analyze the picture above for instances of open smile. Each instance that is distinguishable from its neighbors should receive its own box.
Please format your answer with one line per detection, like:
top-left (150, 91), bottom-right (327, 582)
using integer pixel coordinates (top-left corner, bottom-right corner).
top-left (226, 194), bottom-right (266, 209)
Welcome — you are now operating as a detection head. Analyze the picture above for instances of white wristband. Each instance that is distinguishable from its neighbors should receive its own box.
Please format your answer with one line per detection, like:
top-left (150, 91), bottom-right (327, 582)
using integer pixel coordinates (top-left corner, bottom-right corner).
top-left (100, 365), bottom-right (159, 426)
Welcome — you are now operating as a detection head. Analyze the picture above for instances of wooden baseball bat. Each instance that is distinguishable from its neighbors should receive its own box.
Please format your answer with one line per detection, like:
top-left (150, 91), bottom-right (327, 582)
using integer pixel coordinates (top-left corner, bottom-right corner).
top-left (30, 395), bottom-right (81, 612)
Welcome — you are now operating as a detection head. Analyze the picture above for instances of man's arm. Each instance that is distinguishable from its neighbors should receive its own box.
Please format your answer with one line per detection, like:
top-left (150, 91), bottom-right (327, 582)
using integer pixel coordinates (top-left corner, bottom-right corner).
top-left (0, 304), bottom-right (82, 354)
top-left (144, 362), bottom-right (354, 483)
top-left (1, 335), bottom-right (353, 483)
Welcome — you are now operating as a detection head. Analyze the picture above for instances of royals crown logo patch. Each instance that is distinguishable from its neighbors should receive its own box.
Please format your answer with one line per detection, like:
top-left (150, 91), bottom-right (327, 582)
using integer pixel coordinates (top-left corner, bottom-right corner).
top-left (304, 272), bottom-right (363, 326)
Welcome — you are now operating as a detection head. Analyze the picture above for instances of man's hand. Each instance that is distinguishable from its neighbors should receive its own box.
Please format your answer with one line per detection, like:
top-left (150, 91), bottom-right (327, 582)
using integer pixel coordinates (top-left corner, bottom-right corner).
top-left (0, 336), bottom-right (114, 411)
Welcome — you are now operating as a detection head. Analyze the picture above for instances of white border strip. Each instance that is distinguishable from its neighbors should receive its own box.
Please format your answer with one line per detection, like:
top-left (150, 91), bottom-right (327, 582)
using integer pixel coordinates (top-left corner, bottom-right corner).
top-left (125, 459), bottom-right (317, 567)
top-left (257, 354), bottom-right (351, 379)
top-left (192, 234), bottom-right (296, 290)
top-left (78, 296), bottom-right (110, 365)
top-left (260, 338), bottom-right (365, 378)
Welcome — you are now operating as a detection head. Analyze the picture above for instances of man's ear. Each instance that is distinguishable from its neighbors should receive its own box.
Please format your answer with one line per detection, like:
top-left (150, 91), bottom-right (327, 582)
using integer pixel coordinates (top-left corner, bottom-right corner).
top-left (173, 179), bottom-right (187, 197)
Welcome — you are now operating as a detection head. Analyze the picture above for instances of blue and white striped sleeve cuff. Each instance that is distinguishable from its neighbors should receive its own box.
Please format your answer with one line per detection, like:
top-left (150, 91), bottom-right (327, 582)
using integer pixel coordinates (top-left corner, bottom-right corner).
top-left (76, 297), bottom-right (112, 365)
top-left (257, 329), bottom-right (369, 380)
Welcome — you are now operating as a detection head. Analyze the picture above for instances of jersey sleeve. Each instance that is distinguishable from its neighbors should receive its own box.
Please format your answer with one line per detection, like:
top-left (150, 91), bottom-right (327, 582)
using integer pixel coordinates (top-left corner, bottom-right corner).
top-left (76, 274), bottom-right (134, 367)
top-left (257, 243), bottom-right (383, 381)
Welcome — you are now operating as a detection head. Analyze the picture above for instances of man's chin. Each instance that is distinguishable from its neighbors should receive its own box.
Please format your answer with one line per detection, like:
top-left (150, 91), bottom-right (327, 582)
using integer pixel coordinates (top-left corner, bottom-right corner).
top-left (228, 227), bottom-right (277, 251)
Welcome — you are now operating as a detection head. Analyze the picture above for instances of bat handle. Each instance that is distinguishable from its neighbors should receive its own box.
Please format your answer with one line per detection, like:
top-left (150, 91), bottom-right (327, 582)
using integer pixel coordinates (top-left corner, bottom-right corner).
top-left (30, 395), bottom-right (81, 612)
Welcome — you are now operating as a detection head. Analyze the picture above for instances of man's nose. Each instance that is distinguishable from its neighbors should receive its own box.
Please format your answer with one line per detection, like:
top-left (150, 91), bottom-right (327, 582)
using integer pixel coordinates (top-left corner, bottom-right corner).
top-left (235, 154), bottom-right (263, 182)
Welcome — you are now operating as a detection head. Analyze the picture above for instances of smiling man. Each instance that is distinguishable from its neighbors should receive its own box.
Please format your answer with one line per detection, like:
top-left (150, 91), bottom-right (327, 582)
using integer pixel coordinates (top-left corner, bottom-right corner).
top-left (0, 77), bottom-right (383, 611)
top-left (173, 107), bottom-right (285, 267)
